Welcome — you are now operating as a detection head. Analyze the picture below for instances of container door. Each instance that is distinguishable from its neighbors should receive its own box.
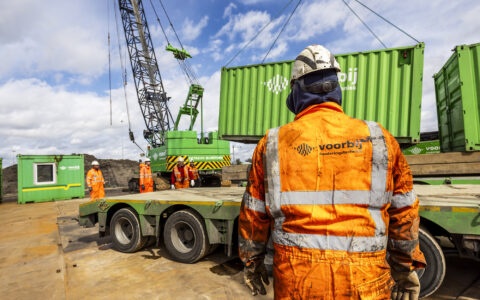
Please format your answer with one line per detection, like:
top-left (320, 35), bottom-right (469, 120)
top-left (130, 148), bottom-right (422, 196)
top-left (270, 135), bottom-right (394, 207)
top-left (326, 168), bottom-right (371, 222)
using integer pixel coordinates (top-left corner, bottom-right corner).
top-left (442, 53), bottom-right (466, 152)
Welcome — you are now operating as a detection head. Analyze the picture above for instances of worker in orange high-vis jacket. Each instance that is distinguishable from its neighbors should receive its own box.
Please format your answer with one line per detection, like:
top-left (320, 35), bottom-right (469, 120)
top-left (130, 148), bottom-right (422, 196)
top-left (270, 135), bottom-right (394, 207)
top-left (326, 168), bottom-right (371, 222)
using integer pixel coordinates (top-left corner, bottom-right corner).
top-left (239, 45), bottom-right (426, 300)
top-left (140, 158), bottom-right (154, 193)
top-left (170, 157), bottom-right (193, 189)
top-left (86, 160), bottom-right (105, 200)
top-left (189, 159), bottom-right (199, 187)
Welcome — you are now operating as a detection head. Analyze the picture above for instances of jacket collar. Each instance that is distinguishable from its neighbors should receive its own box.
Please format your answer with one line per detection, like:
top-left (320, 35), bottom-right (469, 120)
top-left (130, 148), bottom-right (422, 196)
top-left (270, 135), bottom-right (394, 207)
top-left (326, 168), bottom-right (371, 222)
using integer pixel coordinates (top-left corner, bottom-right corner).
top-left (294, 102), bottom-right (344, 121)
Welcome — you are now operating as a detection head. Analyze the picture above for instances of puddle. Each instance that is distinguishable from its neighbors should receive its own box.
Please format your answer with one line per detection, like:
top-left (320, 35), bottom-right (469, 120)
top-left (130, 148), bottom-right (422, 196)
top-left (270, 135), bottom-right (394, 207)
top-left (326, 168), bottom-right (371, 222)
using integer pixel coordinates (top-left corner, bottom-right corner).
top-left (210, 258), bottom-right (243, 276)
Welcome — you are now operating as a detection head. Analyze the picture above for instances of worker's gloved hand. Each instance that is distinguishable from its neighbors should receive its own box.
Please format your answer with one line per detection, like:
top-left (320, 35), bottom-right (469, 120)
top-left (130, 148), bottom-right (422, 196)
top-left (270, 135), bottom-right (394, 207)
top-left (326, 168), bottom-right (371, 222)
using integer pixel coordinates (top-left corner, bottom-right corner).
top-left (190, 180), bottom-right (195, 187)
top-left (88, 187), bottom-right (92, 192)
top-left (244, 259), bottom-right (269, 296)
top-left (170, 184), bottom-right (175, 190)
top-left (141, 185), bottom-right (145, 190)
top-left (391, 270), bottom-right (420, 300)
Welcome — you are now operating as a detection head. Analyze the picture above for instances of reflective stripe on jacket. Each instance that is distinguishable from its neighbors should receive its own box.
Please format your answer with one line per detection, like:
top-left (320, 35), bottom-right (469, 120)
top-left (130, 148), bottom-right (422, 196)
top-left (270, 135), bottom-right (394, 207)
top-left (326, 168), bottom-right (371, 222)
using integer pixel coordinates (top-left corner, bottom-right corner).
top-left (86, 168), bottom-right (105, 200)
top-left (238, 102), bottom-right (426, 299)
top-left (173, 165), bottom-right (190, 182)
top-left (189, 165), bottom-right (199, 180)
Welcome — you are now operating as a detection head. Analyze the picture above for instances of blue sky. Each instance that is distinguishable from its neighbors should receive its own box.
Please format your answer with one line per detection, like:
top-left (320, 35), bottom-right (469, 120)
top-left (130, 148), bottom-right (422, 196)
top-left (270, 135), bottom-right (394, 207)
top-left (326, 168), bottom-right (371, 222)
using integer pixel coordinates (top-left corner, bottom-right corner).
top-left (1, 0), bottom-right (479, 166)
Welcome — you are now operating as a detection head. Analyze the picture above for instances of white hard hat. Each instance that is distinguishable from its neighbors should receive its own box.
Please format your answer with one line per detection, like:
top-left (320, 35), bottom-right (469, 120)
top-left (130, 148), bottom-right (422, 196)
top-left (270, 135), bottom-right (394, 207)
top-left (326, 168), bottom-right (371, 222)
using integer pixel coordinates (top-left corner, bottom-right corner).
top-left (91, 160), bottom-right (99, 166)
top-left (290, 45), bottom-right (341, 86)
top-left (145, 158), bottom-right (151, 162)
top-left (177, 157), bottom-right (184, 162)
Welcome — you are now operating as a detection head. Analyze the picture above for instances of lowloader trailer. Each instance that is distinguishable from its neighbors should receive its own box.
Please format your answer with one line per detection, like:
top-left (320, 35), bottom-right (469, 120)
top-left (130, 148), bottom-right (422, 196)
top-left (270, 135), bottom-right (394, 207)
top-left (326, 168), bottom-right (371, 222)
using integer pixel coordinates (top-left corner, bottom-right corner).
top-left (79, 185), bottom-right (480, 298)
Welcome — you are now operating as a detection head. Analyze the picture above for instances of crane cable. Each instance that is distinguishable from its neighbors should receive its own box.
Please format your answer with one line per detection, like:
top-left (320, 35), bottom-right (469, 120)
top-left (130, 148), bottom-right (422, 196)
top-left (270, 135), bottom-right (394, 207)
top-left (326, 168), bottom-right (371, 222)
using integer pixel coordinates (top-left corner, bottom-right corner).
top-left (107, 0), bottom-right (112, 126)
top-left (262, 0), bottom-right (302, 64)
top-left (224, 0), bottom-right (295, 67)
top-left (113, 0), bottom-right (144, 153)
top-left (149, 0), bottom-right (199, 85)
top-left (352, 0), bottom-right (420, 44)
top-left (342, 0), bottom-right (422, 49)
top-left (147, 0), bottom-right (192, 85)
top-left (342, 0), bottom-right (387, 48)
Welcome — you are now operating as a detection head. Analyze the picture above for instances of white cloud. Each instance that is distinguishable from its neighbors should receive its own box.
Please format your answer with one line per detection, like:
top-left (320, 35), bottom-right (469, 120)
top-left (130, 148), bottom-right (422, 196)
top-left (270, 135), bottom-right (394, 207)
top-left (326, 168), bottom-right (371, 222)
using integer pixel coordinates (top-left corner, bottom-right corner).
top-left (223, 3), bottom-right (237, 19)
top-left (0, 0), bottom-right (108, 80)
top-left (212, 10), bottom-right (287, 64)
top-left (0, 78), bottom-right (148, 166)
top-left (181, 16), bottom-right (209, 42)
top-left (238, 0), bottom-right (274, 5)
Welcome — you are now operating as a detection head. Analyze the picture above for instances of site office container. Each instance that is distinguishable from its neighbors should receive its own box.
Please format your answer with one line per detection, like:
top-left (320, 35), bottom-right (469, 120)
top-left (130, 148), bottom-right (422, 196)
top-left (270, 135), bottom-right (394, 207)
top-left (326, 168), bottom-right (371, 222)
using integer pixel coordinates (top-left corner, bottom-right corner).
top-left (434, 43), bottom-right (480, 152)
top-left (219, 43), bottom-right (425, 144)
top-left (17, 155), bottom-right (85, 204)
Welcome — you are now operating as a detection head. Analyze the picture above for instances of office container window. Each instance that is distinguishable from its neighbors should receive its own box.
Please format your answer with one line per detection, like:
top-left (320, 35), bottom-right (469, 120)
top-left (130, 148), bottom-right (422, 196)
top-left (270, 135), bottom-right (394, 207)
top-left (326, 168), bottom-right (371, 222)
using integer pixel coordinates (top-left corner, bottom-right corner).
top-left (34, 163), bottom-right (56, 185)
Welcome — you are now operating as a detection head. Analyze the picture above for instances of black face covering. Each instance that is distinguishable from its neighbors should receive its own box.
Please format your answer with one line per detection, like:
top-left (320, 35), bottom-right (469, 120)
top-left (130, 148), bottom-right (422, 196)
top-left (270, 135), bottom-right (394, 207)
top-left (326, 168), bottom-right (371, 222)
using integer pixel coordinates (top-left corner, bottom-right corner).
top-left (286, 69), bottom-right (342, 115)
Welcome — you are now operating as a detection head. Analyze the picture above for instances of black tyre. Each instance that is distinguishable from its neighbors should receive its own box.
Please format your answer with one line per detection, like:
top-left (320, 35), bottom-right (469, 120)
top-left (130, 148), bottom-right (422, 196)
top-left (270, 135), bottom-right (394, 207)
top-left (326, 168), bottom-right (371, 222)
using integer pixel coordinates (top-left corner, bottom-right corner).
top-left (110, 208), bottom-right (147, 253)
top-left (418, 227), bottom-right (446, 298)
top-left (128, 178), bottom-right (139, 193)
top-left (163, 210), bottom-right (209, 263)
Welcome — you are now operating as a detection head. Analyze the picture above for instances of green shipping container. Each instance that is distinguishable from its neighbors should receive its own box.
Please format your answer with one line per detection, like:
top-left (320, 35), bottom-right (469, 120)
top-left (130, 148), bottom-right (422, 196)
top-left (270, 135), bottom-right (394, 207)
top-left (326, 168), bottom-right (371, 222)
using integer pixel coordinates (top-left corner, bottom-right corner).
top-left (434, 43), bottom-right (480, 152)
top-left (219, 43), bottom-right (424, 143)
top-left (17, 154), bottom-right (85, 204)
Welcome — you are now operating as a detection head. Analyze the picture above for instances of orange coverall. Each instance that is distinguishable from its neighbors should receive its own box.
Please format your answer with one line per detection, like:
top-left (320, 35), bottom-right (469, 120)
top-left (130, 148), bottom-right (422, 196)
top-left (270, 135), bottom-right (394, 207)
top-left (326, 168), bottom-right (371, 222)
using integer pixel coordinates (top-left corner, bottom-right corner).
top-left (239, 102), bottom-right (426, 299)
top-left (171, 165), bottom-right (191, 189)
top-left (140, 164), bottom-right (154, 193)
top-left (189, 164), bottom-right (199, 180)
top-left (86, 168), bottom-right (105, 200)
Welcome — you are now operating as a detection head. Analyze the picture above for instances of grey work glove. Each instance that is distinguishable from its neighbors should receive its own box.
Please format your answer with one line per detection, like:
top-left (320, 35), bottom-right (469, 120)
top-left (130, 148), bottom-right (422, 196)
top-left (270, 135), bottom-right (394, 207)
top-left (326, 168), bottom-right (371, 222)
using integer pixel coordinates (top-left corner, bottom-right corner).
top-left (391, 270), bottom-right (420, 300)
top-left (244, 260), bottom-right (269, 296)
top-left (170, 184), bottom-right (175, 190)
top-left (141, 185), bottom-right (145, 190)
top-left (190, 180), bottom-right (195, 187)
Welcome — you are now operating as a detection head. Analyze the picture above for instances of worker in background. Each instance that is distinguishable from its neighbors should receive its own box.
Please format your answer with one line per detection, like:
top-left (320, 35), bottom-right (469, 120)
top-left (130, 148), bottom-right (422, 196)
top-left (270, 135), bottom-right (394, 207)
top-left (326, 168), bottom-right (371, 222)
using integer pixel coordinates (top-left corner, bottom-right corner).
top-left (86, 161), bottom-right (105, 201)
top-left (170, 157), bottom-right (194, 189)
top-left (239, 45), bottom-right (426, 299)
top-left (140, 158), bottom-right (154, 193)
top-left (189, 159), bottom-right (199, 187)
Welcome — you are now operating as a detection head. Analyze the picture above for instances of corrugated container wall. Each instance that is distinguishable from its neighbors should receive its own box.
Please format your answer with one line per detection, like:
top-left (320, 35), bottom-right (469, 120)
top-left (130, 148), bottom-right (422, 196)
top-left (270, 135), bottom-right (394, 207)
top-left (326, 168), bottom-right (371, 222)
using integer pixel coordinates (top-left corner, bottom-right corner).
top-left (219, 43), bottom-right (424, 144)
top-left (17, 155), bottom-right (85, 204)
top-left (434, 43), bottom-right (480, 152)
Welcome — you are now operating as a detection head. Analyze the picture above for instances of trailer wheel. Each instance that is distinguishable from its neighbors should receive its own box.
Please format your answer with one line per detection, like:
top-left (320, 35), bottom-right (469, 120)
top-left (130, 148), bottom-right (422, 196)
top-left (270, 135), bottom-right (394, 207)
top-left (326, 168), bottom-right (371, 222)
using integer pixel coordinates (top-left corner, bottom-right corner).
top-left (418, 227), bottom-right (446, 298)
top-left (110, 208), bottom-right (146, 253)
top-left (163, 210), bottom-right (209, 263)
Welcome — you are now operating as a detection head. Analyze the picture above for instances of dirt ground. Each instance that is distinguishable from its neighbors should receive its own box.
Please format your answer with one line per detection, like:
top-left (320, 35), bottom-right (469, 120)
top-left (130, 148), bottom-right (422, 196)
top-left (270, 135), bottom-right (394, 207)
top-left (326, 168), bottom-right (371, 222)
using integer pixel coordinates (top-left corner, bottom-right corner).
top-left (0, 198), bottom-right (479, 300)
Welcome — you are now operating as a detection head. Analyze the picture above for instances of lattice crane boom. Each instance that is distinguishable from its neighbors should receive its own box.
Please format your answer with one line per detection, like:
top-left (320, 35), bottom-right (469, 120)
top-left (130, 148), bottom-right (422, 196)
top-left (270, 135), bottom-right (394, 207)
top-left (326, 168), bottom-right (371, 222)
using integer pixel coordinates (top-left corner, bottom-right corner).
top-left (118, 0), bottom-right (174, 147)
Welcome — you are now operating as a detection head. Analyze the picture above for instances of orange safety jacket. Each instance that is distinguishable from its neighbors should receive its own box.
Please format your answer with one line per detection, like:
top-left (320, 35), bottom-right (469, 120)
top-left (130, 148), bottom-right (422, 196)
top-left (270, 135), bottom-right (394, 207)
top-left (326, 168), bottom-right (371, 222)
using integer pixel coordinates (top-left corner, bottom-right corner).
top-left (140, 165), bottom-right (153, 193)
top-left (172, 165), bottom-right (190, 189)
top-left (189, 164), bottom-right (199, 180)
top-left (239, 102), bottom-right (426, 299)
top-left (86, 168), bottom-right (105, 201)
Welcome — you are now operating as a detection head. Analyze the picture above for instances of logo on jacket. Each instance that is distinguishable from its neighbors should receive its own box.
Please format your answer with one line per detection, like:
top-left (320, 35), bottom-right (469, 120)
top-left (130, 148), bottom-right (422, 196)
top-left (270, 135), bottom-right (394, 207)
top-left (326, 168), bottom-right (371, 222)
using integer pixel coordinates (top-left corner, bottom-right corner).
top-left (296, 143), bottom-right (313, 156)
top-left (263, 74), bottom-right (288, 95)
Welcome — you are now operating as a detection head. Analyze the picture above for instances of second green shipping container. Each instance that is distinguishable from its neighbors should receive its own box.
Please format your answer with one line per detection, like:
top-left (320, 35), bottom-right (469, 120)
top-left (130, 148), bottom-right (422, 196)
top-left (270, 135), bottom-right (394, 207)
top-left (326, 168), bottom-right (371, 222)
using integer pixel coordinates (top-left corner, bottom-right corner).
top-left (17, 154), bottom-right (85, 204)
top-left (219, 43), bottom-right (425, 144)
top-left (434, 43), bottom-right (480, 152)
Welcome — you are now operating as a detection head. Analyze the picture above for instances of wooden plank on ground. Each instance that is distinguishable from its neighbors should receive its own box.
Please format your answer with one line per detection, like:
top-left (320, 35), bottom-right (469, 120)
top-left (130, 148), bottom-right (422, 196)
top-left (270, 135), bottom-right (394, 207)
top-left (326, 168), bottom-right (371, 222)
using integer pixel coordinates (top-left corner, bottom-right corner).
top-left (406, 152), bottom-right (480, 165)
top-left (409, 163), bottom-right (480, 176)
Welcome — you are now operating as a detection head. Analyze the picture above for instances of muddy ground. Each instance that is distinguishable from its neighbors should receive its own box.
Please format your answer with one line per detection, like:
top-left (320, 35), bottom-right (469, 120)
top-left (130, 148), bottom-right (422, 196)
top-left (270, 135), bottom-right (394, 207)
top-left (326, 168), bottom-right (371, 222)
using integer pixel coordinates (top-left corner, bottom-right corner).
top-left (0, 197), bottom-right (479, 299)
